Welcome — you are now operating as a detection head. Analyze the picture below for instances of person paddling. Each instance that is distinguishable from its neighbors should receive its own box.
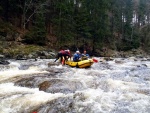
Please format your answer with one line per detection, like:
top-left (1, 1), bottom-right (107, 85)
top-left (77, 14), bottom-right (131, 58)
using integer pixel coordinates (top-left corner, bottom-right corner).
top-left (54, 49), bottom-right (71, 64)
top-left (73, 51), bottom-right (81, 62)
top-left (81, 50), bottom-right (89, 60)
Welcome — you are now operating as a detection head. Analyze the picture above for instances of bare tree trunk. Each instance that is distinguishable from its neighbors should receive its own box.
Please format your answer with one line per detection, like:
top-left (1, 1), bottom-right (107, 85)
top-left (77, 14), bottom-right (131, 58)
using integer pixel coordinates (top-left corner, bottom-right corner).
top-left (121, 10), bottom-right (124, 39)
top-left (19, 0), bottom-right (44, 32)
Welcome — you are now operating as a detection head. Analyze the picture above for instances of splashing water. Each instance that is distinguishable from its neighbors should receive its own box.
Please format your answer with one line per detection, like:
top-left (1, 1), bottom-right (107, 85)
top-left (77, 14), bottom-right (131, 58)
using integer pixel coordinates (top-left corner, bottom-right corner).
top-left (0, 58), bottom-right (150, 113)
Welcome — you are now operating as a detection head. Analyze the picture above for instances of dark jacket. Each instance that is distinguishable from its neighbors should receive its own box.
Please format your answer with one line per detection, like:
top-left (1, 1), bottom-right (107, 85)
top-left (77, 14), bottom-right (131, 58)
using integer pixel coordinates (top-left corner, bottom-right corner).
top-left (73, 53), bottom-right (81, 62)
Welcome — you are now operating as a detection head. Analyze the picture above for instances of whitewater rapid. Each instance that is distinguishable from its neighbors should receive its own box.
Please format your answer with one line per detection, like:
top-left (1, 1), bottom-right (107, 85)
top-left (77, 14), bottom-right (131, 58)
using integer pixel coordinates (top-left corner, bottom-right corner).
top-left (0, 58), bottom-right (150, 113)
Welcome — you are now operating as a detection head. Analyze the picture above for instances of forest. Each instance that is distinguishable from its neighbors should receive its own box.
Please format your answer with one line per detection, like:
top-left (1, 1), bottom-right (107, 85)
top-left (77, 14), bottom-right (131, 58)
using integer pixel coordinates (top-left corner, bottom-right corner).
top-left (0, 0), bottom-right (150, 56)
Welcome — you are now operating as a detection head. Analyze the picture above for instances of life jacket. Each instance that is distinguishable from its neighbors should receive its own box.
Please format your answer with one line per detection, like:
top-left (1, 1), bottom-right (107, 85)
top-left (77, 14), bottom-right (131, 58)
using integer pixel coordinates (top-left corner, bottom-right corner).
top-left (59, 49), bottom-right (70, 57)
top-left (59, 50), bottom-right (65, 54)
top-left (73, 53), bottom-right (81, 61)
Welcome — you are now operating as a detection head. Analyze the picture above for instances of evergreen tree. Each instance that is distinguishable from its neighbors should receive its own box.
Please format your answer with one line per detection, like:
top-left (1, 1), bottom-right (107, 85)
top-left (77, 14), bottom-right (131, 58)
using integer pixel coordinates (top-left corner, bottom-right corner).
top-left (1, 0), bottom-right (150, 53)
top-left (49, 0), bottom-right (75, 46)
top-left (73, 0), bottom-right (91, 46)
top-left (87, 0), bottom-right (109, 52)
top-left (23, 1), bottom-right (46, 45)
top-left (138, 0), bottom-right (147, 27)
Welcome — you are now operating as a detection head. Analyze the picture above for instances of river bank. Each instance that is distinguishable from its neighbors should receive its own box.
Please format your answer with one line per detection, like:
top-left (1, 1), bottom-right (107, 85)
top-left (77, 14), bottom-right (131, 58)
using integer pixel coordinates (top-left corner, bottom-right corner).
top-left (0, 41), bottom-right (56, 60)
top-left (0, 41), bottom-right (149, 62)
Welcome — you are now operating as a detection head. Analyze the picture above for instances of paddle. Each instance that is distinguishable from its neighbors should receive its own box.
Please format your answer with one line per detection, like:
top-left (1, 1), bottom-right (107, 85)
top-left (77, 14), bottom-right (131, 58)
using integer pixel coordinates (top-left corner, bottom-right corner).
top-left (92, 58), bottom-right (98, 63)
top-left (32, 112), bottom-right (37, 113)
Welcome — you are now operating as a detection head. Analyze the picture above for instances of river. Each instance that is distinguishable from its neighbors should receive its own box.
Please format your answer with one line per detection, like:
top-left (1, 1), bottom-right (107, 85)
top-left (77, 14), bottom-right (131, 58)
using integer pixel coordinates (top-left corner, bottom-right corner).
top-left (0, 57), bottom-right (150, 113)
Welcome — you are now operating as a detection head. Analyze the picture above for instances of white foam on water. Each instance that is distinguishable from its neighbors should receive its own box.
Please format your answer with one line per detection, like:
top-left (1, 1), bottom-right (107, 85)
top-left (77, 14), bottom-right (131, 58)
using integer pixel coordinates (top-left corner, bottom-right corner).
top-left (0, 66), bottom-right (48, 82)
top-left (74, 89), bottom-right (118, 113)
top-left (0, 58), bottom-right (150, 112)
top-left (107, 79), bottom-right (139, 90)
top-left (0, 83), bottom-right (65, 113)
top-left (9, 62), bottom-right (21, 67)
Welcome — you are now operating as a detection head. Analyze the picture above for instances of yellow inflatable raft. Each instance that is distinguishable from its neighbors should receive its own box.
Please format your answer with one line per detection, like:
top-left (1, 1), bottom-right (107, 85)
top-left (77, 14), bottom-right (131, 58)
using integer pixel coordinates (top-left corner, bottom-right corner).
top-left (65, 59), bottom-right (94, 68)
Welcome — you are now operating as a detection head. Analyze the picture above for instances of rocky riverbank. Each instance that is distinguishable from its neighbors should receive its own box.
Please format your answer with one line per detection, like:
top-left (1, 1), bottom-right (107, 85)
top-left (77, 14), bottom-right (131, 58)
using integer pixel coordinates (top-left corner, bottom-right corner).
top-left (0, 41), bottom-right (149, 65)
top-left (0, 41), bottom-right (56, 59)
top-left (105, 47), bottom-right (149, 58)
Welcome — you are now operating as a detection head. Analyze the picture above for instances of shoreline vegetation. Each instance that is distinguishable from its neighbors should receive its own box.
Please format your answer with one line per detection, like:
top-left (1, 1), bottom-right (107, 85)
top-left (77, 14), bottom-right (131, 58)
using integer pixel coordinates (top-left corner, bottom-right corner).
top-left (0, 0), bottom-right (150, 59)
top-left (0, 41), bottom-right (149, 60)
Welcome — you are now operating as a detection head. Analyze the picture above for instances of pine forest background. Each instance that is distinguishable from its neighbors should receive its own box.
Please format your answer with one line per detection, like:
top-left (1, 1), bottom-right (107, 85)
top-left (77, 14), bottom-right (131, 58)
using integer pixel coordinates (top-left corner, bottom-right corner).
top-left (0, 0), bottom-right (150, 56)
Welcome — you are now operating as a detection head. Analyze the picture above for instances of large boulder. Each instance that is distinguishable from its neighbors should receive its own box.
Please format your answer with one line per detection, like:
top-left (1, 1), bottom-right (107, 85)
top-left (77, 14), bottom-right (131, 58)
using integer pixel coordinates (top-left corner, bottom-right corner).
top-left (16, 54), bottom-right (28, 60)
top-left (0, 54), bottom-right (10, 65)
top-left (0, 60), bottom-right (10, 65)
top-left (0, 54), bottom-right (5, 59)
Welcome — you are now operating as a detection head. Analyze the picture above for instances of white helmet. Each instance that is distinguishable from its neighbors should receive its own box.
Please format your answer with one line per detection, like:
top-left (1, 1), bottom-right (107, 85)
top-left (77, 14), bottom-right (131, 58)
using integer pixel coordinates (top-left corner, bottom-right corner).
top-left (76, 51), bottom-right (80, 53)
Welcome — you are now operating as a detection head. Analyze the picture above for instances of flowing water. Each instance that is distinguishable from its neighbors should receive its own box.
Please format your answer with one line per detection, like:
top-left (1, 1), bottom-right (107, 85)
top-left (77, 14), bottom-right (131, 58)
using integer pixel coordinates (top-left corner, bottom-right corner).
top-left (0, 58), bottom-right (150, 113)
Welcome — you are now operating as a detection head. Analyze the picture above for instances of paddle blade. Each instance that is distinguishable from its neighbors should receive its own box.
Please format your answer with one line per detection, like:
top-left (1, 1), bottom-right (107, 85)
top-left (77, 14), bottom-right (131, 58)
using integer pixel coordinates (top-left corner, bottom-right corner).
top-left (92, 58), bottom-right (98, 63)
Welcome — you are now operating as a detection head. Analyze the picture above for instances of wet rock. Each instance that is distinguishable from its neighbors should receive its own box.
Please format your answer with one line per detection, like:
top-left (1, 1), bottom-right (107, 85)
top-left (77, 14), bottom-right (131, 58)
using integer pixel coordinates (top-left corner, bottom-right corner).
top-left (36, 51), bottom-right (46, 56)
top-left (128, 57), bottom-right (138, 61)
top-left (136, 55), bottom-right (144, 58)
top-left (14, 74), bottom-right (50, 88)
top-left (39, 56), bottom-right (47, 59)
top-left (49, 52), bottom-right (56, 56)
top-left (0, 65), bottom-right (13, 72)
top-left (28, 54), bottom-right (34, 59)
top-left (45, 68), bottom-right (65, 74)
top-left (134, 58), bottom-right (138, 61)
top-left (137, 65), bottom-right (140, 67)
top-left (14, 68), bottom-right (67, 88)
top-left (38, 81), bottom-right (51, 91)
top-left (33, 97), bottom-right (75, 113)
top-left (73, 92), bottom-right (87, 101)
top-left (0, 54), bottom-right (9, 65)
top-left (38, 79), bottom-right (84, 94)
top-left (104, 57), bottom-right (114, 61)
top-left (15, 77), bottom-right (37, 87)
top-left (142, 64), bottom-right (147, 67)
top-left (99, 58), bottom-right (106, 62)
top-left (134, 74), bottom-right (139, 77)
top-left (137, 64), bottom-right (147, 68)
top-left (136, 88), bottom-right (150, 95)
top-left (35, 51), bottom-right (54, 59)
top-left (48, 62), bottom-right (60, 66)
top-left (115, 60), bottom-right (124, 64)
top-left (143, 77), bottom-right (150, 81)
top-left (0, 60), bottom-right (10, 65)
top-left (16, 54), bottom-right (27, 60)
top-left (0, 54), bottom-right (5, 59)
top-left (141, 58), bottom-right (147, 61)
top-left (28, 52), bottom-right (38, 59)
